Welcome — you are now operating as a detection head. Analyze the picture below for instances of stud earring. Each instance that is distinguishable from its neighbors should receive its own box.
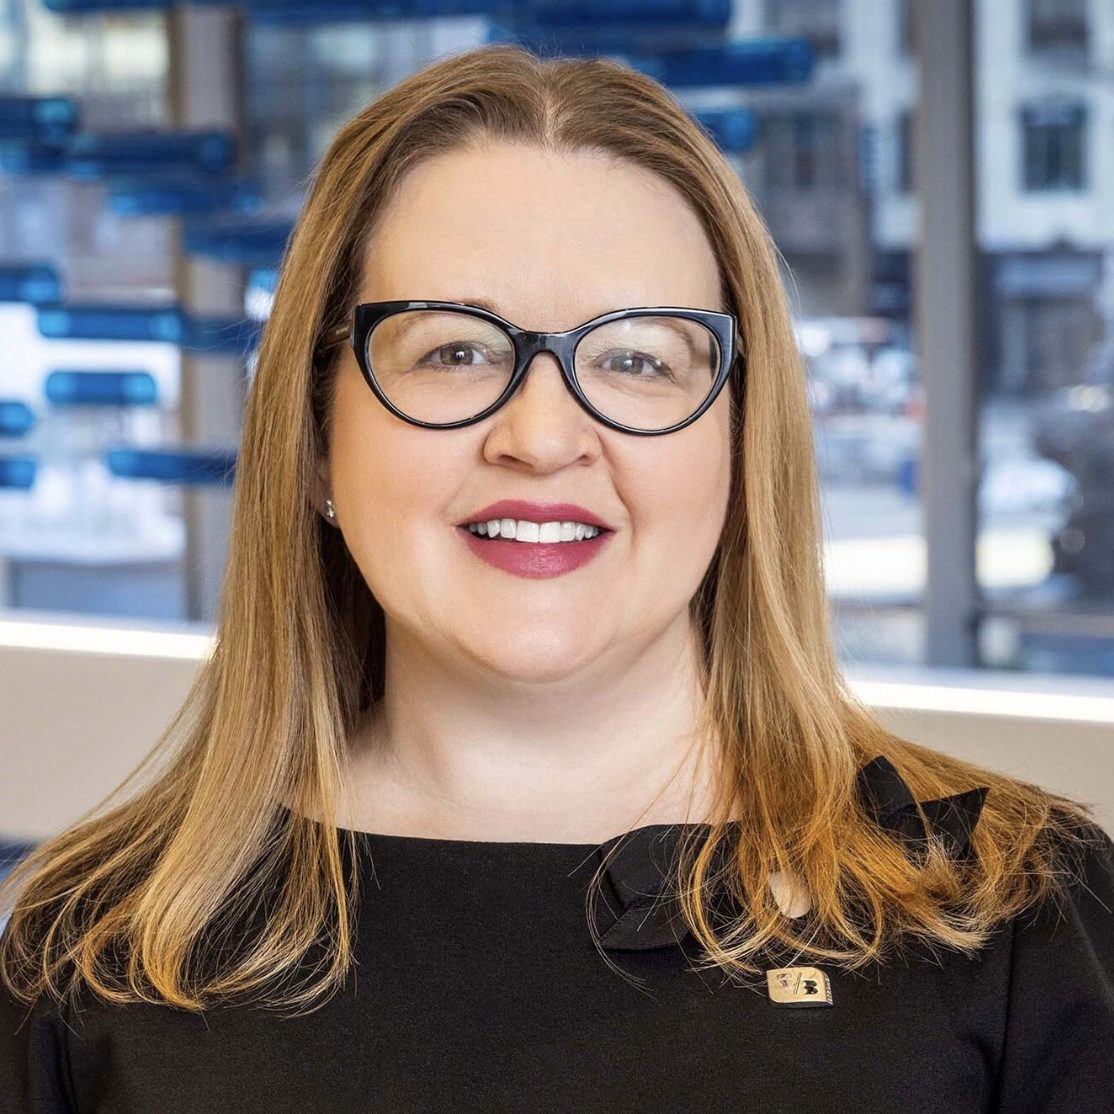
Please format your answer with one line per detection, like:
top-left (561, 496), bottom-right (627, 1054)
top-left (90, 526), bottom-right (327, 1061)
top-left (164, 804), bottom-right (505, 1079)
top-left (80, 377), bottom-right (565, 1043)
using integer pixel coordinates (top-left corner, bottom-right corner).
top-left (325, 498), bottom-right (336, 520)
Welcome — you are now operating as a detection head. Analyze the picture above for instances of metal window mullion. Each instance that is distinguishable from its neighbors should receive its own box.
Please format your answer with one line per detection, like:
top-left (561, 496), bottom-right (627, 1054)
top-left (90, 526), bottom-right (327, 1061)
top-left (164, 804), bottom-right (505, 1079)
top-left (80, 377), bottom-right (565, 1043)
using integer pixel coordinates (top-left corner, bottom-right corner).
top-left (167, 5), bottom-right (246, 624)
top-left (913, 0), bottom-right (980, 666)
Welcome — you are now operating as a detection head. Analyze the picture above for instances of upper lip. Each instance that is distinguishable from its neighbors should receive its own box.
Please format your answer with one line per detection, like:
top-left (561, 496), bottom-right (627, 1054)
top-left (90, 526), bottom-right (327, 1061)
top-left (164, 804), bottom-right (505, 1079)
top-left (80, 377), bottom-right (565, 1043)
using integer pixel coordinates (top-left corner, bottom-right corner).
top-left (457, 500), bottom-right (615, 530)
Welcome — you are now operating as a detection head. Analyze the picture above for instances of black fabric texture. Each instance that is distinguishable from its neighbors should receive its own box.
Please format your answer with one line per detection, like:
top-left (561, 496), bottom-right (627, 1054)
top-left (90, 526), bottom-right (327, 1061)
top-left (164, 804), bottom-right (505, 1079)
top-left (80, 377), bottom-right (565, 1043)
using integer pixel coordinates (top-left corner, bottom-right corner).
top-left (2, 757), bottom-right (1113, 1113)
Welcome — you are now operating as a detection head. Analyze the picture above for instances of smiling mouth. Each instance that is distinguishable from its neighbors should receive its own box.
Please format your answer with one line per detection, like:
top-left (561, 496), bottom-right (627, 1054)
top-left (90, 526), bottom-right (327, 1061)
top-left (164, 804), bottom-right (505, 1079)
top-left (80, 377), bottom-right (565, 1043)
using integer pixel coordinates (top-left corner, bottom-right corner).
top-left (459, 522), bottom-right (610, 543)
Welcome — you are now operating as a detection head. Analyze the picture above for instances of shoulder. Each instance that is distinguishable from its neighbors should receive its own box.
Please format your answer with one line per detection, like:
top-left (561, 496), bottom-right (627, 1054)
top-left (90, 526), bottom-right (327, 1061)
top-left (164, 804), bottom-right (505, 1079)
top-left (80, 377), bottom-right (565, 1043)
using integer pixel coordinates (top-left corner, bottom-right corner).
top-left (990, 820), bottom-right (1114, 1112)
top-left (1005, 818), bottom-right (1114, 972)
top-left (0, 975), bottom-right (78, 1113)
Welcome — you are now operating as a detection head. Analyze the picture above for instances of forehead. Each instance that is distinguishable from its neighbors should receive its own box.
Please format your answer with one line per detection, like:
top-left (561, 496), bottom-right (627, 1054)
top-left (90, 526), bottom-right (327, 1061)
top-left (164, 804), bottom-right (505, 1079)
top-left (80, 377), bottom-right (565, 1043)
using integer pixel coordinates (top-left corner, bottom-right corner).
top-left (358, 142), bottom-right (722, 329)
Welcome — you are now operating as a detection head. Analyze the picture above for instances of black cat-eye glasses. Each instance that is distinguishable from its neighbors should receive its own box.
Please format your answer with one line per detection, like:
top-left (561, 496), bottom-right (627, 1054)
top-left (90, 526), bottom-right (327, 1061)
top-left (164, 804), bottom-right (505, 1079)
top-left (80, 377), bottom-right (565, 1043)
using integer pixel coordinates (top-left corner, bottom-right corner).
top-left (316, 299), bottom-right (743, 437)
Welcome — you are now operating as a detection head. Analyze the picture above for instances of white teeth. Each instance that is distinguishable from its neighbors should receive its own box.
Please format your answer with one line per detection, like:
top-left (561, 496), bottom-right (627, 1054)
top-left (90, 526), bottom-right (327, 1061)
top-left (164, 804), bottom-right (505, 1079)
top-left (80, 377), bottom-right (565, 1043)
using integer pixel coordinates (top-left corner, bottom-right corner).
top-left (465, 518), bottom-right (602, 542)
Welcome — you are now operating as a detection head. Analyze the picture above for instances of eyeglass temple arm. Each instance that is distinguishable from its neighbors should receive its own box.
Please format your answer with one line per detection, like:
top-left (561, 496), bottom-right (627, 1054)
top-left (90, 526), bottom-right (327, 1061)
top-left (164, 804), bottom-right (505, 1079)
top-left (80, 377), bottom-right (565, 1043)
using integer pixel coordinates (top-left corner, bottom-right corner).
top-left (318, 323), bottom-right (351, 350)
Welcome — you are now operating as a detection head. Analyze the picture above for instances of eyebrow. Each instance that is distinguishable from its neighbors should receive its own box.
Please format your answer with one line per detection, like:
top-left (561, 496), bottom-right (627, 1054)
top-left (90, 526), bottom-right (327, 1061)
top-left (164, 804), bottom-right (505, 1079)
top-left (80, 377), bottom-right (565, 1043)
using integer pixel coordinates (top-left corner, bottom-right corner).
top-left (452, 297), bottom-right (681, 321)
top-left (454, 296), bottom-right (504, 315)
top-left (451, 297), bottom-right (708, 356)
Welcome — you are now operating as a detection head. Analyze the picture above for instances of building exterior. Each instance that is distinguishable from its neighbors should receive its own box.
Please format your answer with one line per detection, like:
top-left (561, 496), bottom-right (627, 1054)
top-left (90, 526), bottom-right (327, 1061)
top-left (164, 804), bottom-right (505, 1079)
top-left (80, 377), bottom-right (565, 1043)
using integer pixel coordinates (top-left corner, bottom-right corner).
top-left (730, 0), bottom-right (1114, 396)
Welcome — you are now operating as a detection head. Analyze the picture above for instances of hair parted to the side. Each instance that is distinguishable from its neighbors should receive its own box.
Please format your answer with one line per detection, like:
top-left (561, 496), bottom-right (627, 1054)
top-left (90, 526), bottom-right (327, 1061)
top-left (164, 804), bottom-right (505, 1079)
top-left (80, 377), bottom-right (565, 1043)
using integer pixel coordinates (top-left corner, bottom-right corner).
top-left (1, 42), bottom-right (1104, 1017)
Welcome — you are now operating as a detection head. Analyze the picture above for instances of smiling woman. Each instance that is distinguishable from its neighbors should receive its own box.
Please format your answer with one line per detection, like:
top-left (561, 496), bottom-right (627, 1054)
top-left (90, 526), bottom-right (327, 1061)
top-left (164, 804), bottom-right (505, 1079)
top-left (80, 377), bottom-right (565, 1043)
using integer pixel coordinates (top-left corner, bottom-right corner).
top-left (2, 41), bottom-right (1113, 1114)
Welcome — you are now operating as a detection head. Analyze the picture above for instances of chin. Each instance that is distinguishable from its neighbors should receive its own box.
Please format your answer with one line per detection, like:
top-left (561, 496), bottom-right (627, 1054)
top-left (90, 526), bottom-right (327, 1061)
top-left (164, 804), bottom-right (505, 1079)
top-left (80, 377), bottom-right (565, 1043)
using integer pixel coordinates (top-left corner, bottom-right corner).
top-left (461, 631), bottom-right (604, 682)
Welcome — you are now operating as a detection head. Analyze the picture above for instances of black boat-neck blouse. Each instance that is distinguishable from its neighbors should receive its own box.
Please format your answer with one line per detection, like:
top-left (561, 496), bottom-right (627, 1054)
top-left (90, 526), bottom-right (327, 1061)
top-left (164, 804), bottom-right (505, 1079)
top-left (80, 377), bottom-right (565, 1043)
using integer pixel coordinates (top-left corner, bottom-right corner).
top-left (3, 756), bottom-right (1114, 1113)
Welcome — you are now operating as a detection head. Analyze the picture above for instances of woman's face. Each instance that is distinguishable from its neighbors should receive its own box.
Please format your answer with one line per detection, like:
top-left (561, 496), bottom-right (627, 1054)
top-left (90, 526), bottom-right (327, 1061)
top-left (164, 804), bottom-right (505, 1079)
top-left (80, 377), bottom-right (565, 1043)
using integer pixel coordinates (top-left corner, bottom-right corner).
top-left (319, 141), bottom-right (733, 685)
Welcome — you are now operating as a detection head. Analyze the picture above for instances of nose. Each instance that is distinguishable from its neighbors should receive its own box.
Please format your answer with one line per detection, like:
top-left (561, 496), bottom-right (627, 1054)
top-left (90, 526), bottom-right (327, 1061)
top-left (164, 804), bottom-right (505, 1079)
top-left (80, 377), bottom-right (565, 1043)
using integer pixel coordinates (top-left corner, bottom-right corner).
top-left (500, 347), bottom-right (584, 423)
top-left (483, 346), bottom-right (600, 460)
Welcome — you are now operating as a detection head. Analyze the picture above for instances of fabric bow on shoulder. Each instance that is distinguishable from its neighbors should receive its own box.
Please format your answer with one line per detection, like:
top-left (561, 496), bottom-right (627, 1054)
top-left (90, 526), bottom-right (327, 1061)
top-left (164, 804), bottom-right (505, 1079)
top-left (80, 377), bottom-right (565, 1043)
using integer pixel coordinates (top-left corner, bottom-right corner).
top-left (855, 754), bottom-right (990, 860)
top-left (593, 755), bottom-right (991, 952)
top-left (593, 821), bottom-right (707, 952)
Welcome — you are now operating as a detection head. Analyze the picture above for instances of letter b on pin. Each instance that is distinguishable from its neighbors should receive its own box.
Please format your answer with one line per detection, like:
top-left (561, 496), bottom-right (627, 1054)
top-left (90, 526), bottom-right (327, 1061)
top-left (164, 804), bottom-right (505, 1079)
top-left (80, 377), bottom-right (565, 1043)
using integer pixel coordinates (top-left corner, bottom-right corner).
top-left (766, 966), bottom-right (832, 1006)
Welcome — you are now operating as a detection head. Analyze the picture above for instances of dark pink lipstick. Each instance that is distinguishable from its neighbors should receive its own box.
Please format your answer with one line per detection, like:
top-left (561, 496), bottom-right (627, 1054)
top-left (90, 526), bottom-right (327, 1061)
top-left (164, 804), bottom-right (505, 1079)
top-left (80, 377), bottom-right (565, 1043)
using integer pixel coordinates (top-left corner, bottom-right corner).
top-left (457, 499), bottom-right (614, 531)
top-left (455, 499), bottom-right (616, 580)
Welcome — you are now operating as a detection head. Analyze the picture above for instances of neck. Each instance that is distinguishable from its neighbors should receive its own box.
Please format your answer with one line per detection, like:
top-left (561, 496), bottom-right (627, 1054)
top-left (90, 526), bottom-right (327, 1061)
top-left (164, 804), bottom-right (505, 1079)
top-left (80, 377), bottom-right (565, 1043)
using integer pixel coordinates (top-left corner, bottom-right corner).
top-left (336, 612), bottom-right (719, 843)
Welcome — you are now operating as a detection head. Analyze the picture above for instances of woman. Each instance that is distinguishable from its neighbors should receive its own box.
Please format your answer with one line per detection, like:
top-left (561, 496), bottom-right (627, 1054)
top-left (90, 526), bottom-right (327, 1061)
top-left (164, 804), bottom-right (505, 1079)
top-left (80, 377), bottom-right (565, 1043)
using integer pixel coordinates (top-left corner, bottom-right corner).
top-left (2, 43), bottom-right (1112, 1113)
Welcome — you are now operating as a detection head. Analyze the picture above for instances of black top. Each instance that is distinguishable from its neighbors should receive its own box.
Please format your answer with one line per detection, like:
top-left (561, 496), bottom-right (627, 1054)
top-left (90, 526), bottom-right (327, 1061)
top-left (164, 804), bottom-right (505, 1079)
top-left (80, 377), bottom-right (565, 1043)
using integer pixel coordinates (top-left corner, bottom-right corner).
top-left (3, 757), bottom-right (1114, 1113)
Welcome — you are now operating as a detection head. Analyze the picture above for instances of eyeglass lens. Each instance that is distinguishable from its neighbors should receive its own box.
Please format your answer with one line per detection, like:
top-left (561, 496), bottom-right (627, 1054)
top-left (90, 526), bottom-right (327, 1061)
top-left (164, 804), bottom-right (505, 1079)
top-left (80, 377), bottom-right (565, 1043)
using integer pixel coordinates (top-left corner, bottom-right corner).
top-left (365, 308), bottom-right (722, 433)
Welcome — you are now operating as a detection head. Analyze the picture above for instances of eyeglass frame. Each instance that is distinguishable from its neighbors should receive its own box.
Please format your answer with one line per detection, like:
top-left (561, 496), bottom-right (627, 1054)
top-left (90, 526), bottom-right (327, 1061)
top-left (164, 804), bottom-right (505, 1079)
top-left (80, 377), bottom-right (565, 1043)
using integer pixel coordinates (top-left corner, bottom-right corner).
top-left (315, 299), bottom-right (744, 437)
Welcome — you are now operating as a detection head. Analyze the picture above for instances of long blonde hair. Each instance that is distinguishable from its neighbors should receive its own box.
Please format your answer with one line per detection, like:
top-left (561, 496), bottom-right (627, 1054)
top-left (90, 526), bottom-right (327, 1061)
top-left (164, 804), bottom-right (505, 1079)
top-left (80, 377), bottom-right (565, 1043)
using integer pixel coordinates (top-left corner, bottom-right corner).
top-left (1, 42), bottom-right (1102, 1016)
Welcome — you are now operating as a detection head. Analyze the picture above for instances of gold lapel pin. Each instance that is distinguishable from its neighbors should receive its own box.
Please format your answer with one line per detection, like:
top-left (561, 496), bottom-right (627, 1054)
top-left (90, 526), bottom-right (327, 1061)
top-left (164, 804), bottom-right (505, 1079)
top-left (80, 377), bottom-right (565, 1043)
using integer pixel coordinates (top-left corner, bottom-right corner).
top-left (766, 966), bottom-right (833, 1007)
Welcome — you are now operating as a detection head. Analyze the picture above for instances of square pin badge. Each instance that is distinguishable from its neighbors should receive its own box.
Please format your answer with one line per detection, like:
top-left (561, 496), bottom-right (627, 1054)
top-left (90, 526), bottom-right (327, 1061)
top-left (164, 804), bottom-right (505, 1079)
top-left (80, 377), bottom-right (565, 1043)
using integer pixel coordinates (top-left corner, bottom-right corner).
top-left (766, 966), bottom-right (832, 1007)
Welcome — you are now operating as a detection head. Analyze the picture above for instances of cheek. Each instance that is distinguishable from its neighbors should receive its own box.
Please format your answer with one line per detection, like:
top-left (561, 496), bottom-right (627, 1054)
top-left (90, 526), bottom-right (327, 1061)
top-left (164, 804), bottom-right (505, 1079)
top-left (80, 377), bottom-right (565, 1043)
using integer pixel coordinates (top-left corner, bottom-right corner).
top-left (329, 365), bottom-right (438, 521)
top-left (329, 407), bottom-right (469, 594)
top-left (703, 389), bottom-right (735, 530)
top-left (629, 427), bottom-right (730, 562)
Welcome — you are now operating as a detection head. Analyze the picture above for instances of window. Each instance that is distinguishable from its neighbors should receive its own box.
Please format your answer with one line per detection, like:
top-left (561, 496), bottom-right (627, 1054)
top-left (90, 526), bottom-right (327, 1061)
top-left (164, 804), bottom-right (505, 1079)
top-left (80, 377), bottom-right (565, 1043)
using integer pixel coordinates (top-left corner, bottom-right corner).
top-left (5, 1), bottom-right (1113, 680)
top-left (895, 108), bottom-right (913, 193)
top-left (1026, 0), bottom-right (1089, 56)
top-left (763, 110), bottom-right (844, 192)
top-left (1020, 101), bottom-right (1087, 191)
top-left (1016, 294), bottom-right (1100, 392)
top-left (766, 0), bottom-right (842, 59)
top-left (792, 113), bottom-right (822, 189)
top-left (896, 0), bottom-right (915, 57)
